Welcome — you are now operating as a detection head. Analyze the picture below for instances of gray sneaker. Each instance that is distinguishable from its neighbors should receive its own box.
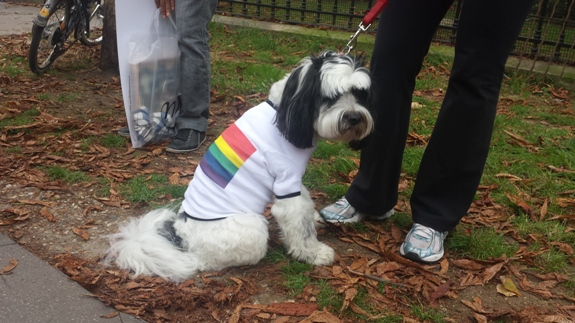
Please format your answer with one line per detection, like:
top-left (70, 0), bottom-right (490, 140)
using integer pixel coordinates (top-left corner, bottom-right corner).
top-left (400, 223), bottom-right (448, 263)
top-left (166, 129), bottom-right (206, 153)
top-left (319, 197), bottom-right (394, 223)
top-left (117, 126), bottom-right (130, 137)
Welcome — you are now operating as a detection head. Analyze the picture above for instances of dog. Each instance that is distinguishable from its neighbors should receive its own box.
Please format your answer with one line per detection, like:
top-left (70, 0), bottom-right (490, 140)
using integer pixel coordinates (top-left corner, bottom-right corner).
top-left (104, 51), bottom-right (374, 283)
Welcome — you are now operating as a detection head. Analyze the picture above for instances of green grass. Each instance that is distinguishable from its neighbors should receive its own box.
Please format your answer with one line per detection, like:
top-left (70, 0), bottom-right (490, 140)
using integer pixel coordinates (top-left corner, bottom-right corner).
top-left (99, 134), bottom-right (127, 148)
top-left (44, 166), bottom-right (89, 183)
top-left (314, 279), bottom-right (343, 311)
top-left (209, 22), bottom-right (373, 104)
top-left (536, 248), bottom-right (570, 272)
top-left (281, 260), bottom-right (313, 296)
top-left (0, 108), bottom-right (40, 129)
top-left (411, 303), bottom-right (447, 323)
top-left (446, 227), bottom-right (518, 260)
top-left (263, 245), bottom-right (288, 264)
top-left (120, 175), bottom-right (187, 203)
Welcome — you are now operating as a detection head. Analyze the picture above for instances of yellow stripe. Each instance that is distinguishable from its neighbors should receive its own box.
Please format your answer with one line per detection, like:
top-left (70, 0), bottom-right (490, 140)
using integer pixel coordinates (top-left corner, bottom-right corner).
top-left (214, 136), bottom-right (244, 168)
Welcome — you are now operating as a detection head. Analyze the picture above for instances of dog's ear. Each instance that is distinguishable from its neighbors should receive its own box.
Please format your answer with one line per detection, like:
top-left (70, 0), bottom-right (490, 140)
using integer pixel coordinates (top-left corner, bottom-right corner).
top-left (274, 59), bottom-right (323, 149)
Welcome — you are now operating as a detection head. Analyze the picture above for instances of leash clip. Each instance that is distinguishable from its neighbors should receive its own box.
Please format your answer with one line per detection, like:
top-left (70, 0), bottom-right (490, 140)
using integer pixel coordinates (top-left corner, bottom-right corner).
top-left (343, 22), bottom-right (371, 55)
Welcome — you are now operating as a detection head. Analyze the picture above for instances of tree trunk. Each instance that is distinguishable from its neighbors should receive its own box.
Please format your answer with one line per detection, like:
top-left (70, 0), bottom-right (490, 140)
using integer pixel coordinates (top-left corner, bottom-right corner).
top-left (99, 0), bottom-right (118, 72)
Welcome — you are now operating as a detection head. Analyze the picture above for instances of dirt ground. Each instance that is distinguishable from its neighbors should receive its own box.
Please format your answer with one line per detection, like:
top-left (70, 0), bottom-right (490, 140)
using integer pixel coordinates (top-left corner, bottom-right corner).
top-left (1, 33), bottom-right (575, 323)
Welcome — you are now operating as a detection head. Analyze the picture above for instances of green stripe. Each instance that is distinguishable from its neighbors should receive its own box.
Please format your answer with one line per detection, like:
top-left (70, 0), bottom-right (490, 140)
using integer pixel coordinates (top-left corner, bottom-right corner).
top-left (208, 143), bottom-right (240, 175)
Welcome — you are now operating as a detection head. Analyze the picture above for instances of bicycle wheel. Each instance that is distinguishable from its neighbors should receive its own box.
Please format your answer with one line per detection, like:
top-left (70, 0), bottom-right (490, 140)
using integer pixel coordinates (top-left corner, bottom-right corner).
top-left (79, 0), bottom-right (104, 46)
top-left (29, 0), bottom-right (71, 74)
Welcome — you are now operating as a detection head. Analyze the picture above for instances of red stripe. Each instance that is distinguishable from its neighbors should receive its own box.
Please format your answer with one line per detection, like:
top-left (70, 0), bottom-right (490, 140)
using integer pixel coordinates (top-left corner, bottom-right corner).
top-left (221, 123), bottom-right (256, 161)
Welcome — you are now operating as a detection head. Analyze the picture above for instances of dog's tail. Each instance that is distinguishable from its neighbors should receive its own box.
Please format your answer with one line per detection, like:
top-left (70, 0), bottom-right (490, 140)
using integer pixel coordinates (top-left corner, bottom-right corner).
top-left (103, 208), bottom-right (201, 283)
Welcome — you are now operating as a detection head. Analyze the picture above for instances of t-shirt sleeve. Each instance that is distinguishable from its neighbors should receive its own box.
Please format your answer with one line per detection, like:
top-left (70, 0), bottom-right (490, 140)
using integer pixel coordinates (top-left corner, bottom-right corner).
top-left (264, 151), bottom-right (303, 199)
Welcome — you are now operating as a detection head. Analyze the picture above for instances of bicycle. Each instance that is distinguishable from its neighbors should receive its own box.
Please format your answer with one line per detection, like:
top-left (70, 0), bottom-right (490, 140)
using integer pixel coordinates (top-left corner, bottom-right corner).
top-left (29, 0), bottom-right (104, 75)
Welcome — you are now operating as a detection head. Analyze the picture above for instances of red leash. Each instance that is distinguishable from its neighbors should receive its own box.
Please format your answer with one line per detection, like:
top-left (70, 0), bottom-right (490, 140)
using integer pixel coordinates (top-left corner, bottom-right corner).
top-left (343, 0), bottom-right (389, 54)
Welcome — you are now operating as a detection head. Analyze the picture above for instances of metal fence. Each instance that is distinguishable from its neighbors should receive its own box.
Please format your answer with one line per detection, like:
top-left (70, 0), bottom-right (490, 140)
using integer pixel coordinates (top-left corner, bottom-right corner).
top-left (216, 0), bottom-right (575, 81)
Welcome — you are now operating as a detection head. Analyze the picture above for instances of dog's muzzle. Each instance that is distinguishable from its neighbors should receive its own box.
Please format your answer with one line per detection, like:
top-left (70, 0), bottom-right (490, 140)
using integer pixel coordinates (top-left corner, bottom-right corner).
top-left (339, 111), bottom-right (371, 138)
top-left (343, 111), bottom-right (362, 125)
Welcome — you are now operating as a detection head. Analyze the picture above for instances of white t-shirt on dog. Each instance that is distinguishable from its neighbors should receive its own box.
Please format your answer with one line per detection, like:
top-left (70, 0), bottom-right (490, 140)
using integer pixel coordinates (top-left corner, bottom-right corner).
top-left (181, 101), bottom-right (316, 220)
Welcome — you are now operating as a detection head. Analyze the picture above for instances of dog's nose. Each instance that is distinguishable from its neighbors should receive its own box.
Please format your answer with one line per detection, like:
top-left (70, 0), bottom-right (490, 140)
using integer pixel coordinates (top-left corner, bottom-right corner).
top-left (343, 112), bottom-right (361, 125)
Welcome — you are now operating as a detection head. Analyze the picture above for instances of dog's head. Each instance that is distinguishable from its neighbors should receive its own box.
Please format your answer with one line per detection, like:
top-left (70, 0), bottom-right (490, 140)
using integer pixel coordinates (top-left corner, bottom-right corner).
top-left (268, 51), bottom-right (374, 149)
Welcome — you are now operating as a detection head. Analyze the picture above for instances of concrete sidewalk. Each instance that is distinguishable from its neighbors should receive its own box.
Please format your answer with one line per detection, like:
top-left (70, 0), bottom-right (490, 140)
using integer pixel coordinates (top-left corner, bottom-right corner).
top-left (0, 233), bottom-right (144, 323)
top-left (0, 2), bottom-right (37, 36)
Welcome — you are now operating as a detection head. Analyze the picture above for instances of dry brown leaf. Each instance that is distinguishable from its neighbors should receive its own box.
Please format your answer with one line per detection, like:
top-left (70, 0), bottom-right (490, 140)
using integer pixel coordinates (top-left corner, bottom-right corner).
top-left (439, 258), bottom-right (449, 276)
top-left (481, 261), bottom-right (506, 284)
top-left (100, 311), bottom-right (119, 319)
top-left (549, 242), bottom-right (574, 255)
top-left (1, 258), bottom-right (18, 274)
top-left (40, 206), bottom-right (57, 222)
top-left (495, 173), bottom-right (523, 181)
top-left (300, 309), bottom-right (341, 323)
top-left (72, 227), bottom-right (90, 240)
top-left (430, 280), bottom-right (451, 305)
top-left (540, 197), bottom-right (549, 221)
top-left (450, 258), bottom-right (483, 270)
top-left (169, 172), bottom-right (180, 185)
top-left (473, 313), bottom-right (488, 323)
top-left (557, 198), bottom-right (575, 207)
top-left (506, 193), bottom-right (533, 218)
top-left (340, 288), bottom-right (357, 312)
top-left (496, 284), bottom-right (517, 297)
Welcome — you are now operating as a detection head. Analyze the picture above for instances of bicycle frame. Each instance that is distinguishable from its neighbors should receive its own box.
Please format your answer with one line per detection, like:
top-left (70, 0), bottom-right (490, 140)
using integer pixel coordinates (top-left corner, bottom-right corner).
top-left (33, 0), bottom-right (68, 28)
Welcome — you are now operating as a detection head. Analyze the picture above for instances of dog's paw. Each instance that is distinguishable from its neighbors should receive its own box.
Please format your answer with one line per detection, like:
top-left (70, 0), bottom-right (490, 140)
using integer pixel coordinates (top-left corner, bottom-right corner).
top-left (313, 211), bottom-right (326, 229)
top-left (310, 243), bottom-right (335, 266)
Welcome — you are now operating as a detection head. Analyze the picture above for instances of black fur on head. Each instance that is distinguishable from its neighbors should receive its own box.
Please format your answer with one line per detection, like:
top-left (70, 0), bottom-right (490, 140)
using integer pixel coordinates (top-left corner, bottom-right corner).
top-left (273, 55), bottom-right (323, 149)
top-left (273, 51), bottom-right (370, 149)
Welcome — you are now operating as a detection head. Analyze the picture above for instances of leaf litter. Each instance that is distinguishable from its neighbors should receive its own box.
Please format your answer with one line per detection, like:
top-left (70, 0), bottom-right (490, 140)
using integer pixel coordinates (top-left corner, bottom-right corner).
top-left (1, 34), bottom-right (575, 322)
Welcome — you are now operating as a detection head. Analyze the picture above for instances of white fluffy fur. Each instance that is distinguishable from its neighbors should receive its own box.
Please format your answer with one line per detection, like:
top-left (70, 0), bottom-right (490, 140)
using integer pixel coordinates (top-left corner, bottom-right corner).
top-left (105, 208), bottom-right (269, 282)
top-left (104, 52), bottom-right (372, 283)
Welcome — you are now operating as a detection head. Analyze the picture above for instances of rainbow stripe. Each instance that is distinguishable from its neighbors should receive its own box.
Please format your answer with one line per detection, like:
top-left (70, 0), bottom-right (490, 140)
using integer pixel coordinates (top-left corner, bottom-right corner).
top-left (200, 123), bottom-right (256, 188)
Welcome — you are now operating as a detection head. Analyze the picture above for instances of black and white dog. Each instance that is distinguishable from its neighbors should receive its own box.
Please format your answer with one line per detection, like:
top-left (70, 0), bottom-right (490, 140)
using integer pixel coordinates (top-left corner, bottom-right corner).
top-left (104, 51), bottom-right (374, 283)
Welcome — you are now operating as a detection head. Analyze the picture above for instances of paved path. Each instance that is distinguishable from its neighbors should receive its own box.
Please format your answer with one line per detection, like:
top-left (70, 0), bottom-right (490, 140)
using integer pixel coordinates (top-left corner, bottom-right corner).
top-left (0, 2), bottom-right (38, 36)
top-left (1, 233), bottom-right (144, 323)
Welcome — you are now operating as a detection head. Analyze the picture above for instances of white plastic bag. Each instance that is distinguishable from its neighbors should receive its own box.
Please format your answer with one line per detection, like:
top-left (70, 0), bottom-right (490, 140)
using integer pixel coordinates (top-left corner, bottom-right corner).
top-left (127, 9), bottom-right (181, 148)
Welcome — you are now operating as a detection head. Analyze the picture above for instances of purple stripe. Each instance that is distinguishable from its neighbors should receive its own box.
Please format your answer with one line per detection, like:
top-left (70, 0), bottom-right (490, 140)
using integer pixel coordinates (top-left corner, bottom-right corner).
top-left (200, 157), bottom-right (228, 189)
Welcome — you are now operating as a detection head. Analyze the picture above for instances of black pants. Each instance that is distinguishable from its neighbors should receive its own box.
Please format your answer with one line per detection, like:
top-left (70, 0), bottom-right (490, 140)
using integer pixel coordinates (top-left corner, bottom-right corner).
top-left (346, 0), bottom-right (535, 232)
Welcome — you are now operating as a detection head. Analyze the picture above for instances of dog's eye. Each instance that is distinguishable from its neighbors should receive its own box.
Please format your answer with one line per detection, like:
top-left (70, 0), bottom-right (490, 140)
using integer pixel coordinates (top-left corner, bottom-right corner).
top-left (326, 95), bottom-right (341, 107)
top-left (351, 88), bottom-right (369, 106)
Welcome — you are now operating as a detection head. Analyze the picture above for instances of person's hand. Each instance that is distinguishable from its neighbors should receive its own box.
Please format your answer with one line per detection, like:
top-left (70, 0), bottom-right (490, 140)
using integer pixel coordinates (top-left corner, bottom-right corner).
top-left (154, 0), bottom-right (175, 18)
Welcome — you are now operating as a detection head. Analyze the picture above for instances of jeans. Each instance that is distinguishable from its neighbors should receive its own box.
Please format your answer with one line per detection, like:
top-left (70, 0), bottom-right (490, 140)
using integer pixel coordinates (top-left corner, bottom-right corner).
top-left (174, 0), bottom-right (218, 132)
top-left (346, 0), bottom-right (535, 232)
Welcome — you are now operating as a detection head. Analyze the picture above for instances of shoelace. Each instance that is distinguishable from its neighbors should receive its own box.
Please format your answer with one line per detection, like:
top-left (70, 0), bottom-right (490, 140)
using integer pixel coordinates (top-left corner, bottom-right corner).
top-left (334, 197), bottom-right (349, 207)
top-left (174, 129), bottom-right (192, 141)
top-left (413, 224), bottom-right (434, 240)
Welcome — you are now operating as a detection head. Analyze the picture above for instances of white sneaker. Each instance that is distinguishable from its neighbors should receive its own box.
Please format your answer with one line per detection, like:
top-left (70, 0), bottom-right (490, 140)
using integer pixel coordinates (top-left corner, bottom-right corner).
top-left (319, 197), bottom-right (394, 223)
top-left (400, 223), bottom-right (448, 263)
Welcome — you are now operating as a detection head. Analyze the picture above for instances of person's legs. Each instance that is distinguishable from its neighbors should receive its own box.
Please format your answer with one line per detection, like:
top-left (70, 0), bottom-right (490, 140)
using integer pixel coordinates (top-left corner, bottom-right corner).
top-left (344, 0), bottom-right (454, 215)
top-left (401, 0), bottom-right (535, 263)
top-left (167, 0), bottom-right (217, 153)
top-left (410, 0), bottom-right (535, 233)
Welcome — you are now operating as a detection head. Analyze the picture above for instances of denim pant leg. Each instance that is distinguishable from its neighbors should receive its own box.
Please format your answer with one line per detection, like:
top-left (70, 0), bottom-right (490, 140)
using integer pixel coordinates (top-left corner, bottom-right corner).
top-left (174, 0), bottom-right (218, 132)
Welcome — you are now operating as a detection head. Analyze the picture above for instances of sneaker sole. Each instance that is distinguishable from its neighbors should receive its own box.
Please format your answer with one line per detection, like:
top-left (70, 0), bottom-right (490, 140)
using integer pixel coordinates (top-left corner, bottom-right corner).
top-left (399, 246), bottom-right (444, 263)
top-left (322, 213), bottom-right (366, 223)
top-left (321, 209), bottom-right (394, 223)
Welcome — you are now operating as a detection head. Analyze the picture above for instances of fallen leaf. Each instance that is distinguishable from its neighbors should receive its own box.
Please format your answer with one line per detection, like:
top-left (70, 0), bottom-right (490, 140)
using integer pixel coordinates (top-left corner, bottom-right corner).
top-left (101, 311), bottom-right (119, 318)
top-left (499, 276), bottom-right (521, 296)
top-left (497, 284), bottom-right (518, 297)
top-left (1, 258), bottom-right (18, 274)
top-left (72, 227), bottom-right (90, 240)
top-left (40, 207), bottom-right (57, 222)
